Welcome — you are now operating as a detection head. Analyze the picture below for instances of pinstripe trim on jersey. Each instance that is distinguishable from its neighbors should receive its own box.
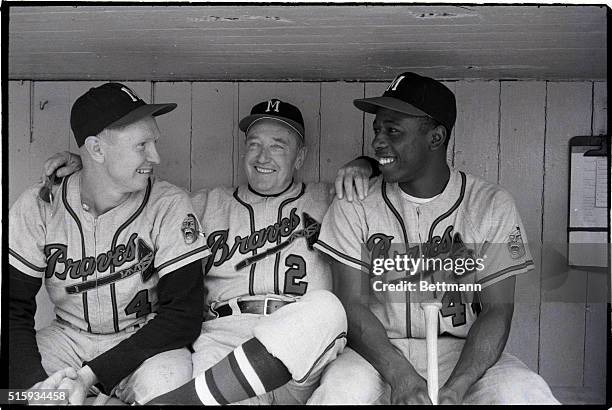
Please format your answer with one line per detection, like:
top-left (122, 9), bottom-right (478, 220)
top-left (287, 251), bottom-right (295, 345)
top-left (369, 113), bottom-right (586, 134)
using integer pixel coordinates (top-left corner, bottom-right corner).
top-left (477, 260), bottom-right (534, 287)
top-left (233, 188), bottom-right (257, 296)
top-left (295, 331), bottom-right (347, 383)
top-left (8, 248), bottom-right (46, 272)
top-left (62, 175), bottom-right (91, 332)
top-left (427, 171), bottom-right (466, 241)
top-left (109, 178), bottom-right (152, 333)
top-left (314, 239), bottom-right (370, 270)
top-left (156, 245), bottom-right (209, 275)
top-left (381, 181), bottom-right (412, 337)
top-left (274, 183), bottom-right (305, 294)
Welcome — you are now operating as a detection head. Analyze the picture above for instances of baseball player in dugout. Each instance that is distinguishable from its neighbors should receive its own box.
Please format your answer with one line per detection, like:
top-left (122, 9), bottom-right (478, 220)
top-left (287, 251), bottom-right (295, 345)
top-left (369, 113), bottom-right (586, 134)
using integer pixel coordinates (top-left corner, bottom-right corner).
top-left (309, 72), bottom-right (560, 405)
top-left (39, 98), bottom-right (379, 405)
top-left (8, 83), bottom-right (210, 405)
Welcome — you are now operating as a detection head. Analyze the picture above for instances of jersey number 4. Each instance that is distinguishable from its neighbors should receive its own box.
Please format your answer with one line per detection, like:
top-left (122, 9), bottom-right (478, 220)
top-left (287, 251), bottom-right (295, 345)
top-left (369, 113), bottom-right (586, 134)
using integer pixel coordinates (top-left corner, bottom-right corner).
top-left (440, 291), bottom-right (466, 327)
top-left (125, 289), bottom-right (152, 318)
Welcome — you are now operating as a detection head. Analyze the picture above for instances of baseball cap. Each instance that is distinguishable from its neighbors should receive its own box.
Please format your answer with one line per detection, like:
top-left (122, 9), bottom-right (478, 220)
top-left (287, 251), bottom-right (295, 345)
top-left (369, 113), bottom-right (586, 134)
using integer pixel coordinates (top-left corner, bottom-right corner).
top-left (70, 82), bottom-right (177, 147)
top-left (353, 72), bottom-right (456, 133)
top-left (239, 98), bottom-right (305, 140)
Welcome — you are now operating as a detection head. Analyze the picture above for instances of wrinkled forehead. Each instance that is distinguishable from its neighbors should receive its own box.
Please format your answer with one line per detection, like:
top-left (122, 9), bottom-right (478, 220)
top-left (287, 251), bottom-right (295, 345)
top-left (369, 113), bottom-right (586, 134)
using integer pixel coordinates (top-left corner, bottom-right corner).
top-left (246, 118), bottom-right (303, 144)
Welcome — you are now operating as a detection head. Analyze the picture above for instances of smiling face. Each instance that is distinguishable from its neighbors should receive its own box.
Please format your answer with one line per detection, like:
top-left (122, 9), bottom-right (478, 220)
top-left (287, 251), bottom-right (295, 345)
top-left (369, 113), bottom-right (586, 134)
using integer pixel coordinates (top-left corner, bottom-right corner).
top-left (371, 108), bottom-right (433, 184)
top-left (99, 116), bottom-right (162, 193)
top-left (244, 119), bottom-right (306, 195)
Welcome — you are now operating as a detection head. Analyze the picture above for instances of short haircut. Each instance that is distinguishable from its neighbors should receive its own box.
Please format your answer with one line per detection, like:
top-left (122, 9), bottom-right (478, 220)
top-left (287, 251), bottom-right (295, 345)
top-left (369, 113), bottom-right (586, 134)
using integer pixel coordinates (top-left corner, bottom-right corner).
top-left (419, 116), bottom-right (450, 147)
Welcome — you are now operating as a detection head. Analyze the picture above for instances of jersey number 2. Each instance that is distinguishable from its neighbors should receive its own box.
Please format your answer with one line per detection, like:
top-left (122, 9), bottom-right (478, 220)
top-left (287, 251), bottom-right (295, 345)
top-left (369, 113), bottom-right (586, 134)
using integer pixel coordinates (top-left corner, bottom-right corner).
top-left (284, 254), bottom-right (308, 295)
top-left (440, 291), bottom-right (466, 327)
top-left (125, 289), bottom-right (152, 318)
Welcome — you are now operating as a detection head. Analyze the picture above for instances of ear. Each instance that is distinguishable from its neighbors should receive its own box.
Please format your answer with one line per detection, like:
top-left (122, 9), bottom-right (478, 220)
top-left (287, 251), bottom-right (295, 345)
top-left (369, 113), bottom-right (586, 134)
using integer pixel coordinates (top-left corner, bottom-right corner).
top-left (83, 136), bottom-right (105, 163)
top-left (429, 125), bottom-right (448, 151)
top-left (294, 145), bottom-right (307, 171)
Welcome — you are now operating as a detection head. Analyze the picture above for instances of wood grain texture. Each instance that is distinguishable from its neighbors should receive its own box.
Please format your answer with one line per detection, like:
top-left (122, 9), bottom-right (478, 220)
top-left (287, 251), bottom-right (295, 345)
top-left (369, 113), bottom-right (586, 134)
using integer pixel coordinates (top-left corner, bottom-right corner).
top-left (539, 82), bottom-right (593, 386)
top-left (498, 81), bottom-right (546, 373)
top-left (152, 82), bottom-right (192, 189)
top-left (453, 81), bottom-right (500, 183)
top-left (363, 82), bottom-right (389, 158)
top-left (191, 82), bottom-right (237, 190)
top-left (8, 81), bottom-right (31, 206)
top-left (583, 80), bottom-right (607, 393)
top-left (236, 82), bottom-right (321, 186)
top-left (319, 82), bottom-right (364, 183)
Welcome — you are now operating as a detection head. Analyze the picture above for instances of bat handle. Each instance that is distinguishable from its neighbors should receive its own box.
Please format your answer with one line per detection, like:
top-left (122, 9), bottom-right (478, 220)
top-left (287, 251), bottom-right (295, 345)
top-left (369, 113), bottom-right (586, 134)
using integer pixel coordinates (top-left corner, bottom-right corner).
top-left (421, 300), bottom-right (443, 405)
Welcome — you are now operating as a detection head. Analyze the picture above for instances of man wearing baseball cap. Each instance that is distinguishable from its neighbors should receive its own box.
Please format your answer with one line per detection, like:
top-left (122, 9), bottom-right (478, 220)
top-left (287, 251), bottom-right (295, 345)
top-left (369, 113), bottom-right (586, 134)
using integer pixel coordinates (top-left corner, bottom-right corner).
top-left (148, 98), bottom-right (352, 405)
top-left (9, 83), bottom-right (209, 404)
top-left (311, 72), bottom-right (559, 404)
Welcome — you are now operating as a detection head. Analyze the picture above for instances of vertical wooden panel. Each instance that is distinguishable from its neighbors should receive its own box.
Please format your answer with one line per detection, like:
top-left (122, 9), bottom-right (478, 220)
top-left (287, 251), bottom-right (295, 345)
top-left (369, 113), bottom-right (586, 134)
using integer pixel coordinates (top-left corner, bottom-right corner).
top-left (499, 81), bottom-right (546, 373)
top-left (31, 82), bottom-right (74, 330)
top-left (540, 82), bottom-right (593, 386)
top-left (583, 80), bottom-right (607, 392)
top-left (236, 83), bottom-right (321, 186)
top-left (153, 82), bottom-right (191, 189)
top-left (592, 82), bottom-right (607, 135)
top-left (320, 82), bottom-right (364, 183)
top-left (8, 81), bottom-right (31, 206)
top-left (363, 82), bottom-right (389, 158)
top-left (453, 81), bottom-right (500, 183)
top-left (191, 82), bottom-right (237, 190)
top-left (441, 82), bottom-right (457, 167)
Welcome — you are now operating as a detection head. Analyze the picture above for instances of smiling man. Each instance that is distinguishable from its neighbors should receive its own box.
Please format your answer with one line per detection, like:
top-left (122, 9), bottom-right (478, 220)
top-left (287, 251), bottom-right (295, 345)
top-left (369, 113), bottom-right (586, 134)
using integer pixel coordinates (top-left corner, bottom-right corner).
top-left (8, 83), bottom-right (209, 404)
top-left (310, 72), bottom-right (559, 404)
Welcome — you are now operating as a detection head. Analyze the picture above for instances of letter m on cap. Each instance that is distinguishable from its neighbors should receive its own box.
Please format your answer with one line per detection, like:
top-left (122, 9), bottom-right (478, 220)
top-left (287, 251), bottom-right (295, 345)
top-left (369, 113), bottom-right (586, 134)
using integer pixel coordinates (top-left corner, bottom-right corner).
top-left (266, 99), bottom-right (281, 113)
top-left (121, 86), bottom-right (140, 102)
top-left (386, 75), bottom-right (406, 92)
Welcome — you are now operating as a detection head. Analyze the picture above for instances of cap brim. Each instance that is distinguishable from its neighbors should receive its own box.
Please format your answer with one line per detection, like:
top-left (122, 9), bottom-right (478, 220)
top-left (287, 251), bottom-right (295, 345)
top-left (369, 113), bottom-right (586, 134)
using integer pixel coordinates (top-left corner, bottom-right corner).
top-left (110, 103), bottom-right (177, 128)
top-left (353, 96), bottom-right (429, 117)
top-left (239, 114), bottom-right (304, 139)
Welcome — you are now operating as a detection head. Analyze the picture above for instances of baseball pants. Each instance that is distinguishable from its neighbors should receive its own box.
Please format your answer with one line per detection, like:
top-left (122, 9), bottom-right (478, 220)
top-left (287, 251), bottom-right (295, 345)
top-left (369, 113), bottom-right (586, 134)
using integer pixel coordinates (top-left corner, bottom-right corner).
top-left (308, 336), bottom-right (560, 404)
top-left (36, 318), bottom-right (192, 404)
top-left (192, 289), bottom-right (347, 404)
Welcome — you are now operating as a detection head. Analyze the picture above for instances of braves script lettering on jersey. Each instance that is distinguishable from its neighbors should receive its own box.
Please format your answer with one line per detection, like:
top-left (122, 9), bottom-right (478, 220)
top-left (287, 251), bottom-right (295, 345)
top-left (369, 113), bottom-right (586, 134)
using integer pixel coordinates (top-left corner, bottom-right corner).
top-left (191, 182), bottom-right (332, 309)
top-left (315, 170), bottom-right (534, 339)
top-left (10, 172), bottom-right (208, 334)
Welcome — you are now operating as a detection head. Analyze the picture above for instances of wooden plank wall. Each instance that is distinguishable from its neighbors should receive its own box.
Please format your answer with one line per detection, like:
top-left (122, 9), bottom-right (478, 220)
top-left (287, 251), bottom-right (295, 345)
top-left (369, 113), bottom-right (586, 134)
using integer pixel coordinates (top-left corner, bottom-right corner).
top-left (7, 80), bottom-right (607, 394)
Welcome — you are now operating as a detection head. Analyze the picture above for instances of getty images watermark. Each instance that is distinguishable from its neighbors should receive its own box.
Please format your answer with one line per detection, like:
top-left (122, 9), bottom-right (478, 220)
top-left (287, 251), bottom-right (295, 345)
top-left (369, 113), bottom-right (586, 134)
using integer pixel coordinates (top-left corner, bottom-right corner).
top-left (371, 254), bottom-right (485, 293)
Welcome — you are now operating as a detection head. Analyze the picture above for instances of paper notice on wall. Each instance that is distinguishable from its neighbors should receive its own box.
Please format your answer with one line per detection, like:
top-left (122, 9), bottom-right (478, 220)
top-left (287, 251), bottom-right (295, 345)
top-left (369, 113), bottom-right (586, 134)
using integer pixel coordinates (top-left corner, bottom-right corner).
top-left (569, 151), bottom-right (608, 229)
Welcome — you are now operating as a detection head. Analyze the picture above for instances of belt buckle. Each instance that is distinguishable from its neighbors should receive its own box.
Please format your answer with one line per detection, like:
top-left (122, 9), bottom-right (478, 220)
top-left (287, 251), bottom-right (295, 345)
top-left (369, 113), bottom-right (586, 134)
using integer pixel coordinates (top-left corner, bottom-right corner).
top-left (263, 297), bottom-right (283, 316)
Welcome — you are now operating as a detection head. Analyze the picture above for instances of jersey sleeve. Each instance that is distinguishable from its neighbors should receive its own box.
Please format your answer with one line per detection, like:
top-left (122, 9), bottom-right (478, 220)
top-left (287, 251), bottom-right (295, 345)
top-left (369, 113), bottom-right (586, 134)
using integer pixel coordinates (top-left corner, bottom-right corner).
top-left (153, 190), bottom-right (210, 277)
top-left (189, 187), bottom-right (210, 222)
top-left (475, 190), bottom-right (535, 289)
top-left (314, 196), bottom-right (370, 272)
top-left (8, 187), bottom-right (48, 278)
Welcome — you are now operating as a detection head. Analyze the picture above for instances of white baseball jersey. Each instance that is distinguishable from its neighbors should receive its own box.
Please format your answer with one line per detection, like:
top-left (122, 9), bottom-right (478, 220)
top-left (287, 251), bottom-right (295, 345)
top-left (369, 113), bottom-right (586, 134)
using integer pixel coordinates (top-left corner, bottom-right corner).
top-left (190, 181), bottom-right (332, 313)
top-left (9, 172), bottom-right (209, 334)
top-left (315, 170), bottom-right (534, 339)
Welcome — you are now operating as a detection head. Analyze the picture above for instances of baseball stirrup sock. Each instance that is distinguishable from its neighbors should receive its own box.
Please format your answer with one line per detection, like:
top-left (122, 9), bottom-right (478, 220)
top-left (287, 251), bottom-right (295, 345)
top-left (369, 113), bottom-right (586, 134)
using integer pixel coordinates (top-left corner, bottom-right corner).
top-left (147, 338), bottom-right (291, 405)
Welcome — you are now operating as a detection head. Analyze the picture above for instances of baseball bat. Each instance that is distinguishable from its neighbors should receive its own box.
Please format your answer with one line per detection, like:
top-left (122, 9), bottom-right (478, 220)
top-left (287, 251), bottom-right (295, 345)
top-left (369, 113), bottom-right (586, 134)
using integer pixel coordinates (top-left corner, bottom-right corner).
top-left (421, 300), bottom-right (442, 405)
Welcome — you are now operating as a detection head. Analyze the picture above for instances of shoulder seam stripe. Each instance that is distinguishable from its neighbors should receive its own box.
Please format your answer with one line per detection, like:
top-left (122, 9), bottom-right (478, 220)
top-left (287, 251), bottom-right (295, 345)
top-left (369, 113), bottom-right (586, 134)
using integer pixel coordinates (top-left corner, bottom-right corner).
top-left (156, 245), bottom-right (210, 273)
top-left (428, 171), bottom-right (466, 241)
top-left (477, 260), bottom-right (535, 285)
top-left (62, 175), bottom-right (91, 331)
top-left (315, 240), bottom-right (370, 269)
top-left (9, 248), bottom-right (46, 272)
top-left (382, 181), bottom-right (409, 246)
top-left (233, 187), bottom-right (257, 296)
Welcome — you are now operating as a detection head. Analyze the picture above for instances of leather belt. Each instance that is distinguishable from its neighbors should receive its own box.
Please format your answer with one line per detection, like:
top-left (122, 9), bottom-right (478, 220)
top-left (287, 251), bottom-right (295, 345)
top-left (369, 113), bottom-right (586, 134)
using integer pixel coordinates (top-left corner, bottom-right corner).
top-left (211, 297), bottom-right (294, 318)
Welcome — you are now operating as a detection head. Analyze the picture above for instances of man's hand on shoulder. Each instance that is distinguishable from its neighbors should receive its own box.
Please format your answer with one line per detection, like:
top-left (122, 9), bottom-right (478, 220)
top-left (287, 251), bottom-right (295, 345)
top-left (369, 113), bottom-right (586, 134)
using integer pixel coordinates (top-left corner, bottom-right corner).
top-left (43, 151), bottom-right (82, 179)
top-left (334, 156), bottom-right (376, 202)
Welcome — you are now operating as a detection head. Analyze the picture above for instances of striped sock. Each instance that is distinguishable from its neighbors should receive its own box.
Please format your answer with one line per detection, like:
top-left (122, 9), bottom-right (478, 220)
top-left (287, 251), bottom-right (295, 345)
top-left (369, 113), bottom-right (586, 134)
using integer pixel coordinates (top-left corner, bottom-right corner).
top-left (146, 338), bottom-right (291, 405)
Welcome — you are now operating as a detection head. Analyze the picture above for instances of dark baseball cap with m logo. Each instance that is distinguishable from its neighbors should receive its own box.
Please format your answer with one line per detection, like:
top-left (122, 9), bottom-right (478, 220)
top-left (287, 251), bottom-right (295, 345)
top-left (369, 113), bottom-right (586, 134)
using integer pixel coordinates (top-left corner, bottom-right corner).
top-left (70, 82), bottom-right (177, 147)
top-left (239, 98), bottom-right (305, 141)
top-left (353, 72), bottom-right (456, 133)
